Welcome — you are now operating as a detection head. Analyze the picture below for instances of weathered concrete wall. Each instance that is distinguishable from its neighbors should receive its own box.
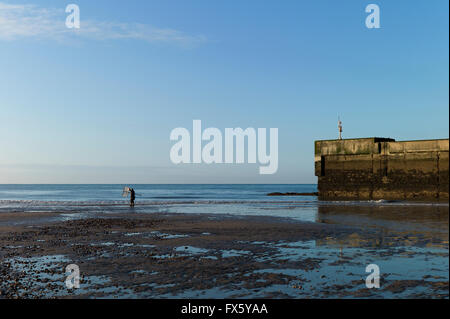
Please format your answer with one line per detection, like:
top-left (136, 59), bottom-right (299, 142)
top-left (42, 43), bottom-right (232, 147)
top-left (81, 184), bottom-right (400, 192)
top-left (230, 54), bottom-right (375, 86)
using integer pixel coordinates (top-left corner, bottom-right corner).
top-left (315, 138), bottom-right (449, 201)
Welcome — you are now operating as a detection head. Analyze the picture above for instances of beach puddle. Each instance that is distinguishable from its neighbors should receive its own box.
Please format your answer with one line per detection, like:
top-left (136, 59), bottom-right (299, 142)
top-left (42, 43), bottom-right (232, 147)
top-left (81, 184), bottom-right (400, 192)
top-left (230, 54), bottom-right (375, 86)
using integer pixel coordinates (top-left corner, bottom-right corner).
top-left (244, 239), bottom-right (450, 298)
top-left (174, 246), bottom-right (209, 255)
top-left (124, 232), bottom-right (142, 237)
top-left (149, 231), bottom-right (190, 239)
top-left (3, 254), bottom-right (137, 298)
top-left (91, 242), bottom-right (115, 247)
top-left (221, 249), bottom-right (252, 258)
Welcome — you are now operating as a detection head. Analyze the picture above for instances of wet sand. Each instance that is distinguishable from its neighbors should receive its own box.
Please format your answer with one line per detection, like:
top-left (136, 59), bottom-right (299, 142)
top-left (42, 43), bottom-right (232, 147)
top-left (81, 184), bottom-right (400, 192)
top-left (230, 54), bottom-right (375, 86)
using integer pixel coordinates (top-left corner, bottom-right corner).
top-left (0, 208), bottom-right (448, 299)
top-left (0, 212), bottom-right (57, 226)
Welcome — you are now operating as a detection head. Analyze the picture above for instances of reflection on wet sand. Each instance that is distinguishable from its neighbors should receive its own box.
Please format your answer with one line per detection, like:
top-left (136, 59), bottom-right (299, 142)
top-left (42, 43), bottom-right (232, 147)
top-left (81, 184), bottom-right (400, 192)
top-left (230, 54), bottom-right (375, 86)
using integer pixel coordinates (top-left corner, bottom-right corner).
top-left (316, 204), bottom-right (449, 248)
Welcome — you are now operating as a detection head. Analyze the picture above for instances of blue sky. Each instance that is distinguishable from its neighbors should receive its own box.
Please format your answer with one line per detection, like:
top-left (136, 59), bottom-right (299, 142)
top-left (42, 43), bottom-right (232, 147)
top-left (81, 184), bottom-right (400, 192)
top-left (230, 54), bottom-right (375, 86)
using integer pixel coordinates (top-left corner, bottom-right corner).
top-left (0, 0), bottom-right (448, 183)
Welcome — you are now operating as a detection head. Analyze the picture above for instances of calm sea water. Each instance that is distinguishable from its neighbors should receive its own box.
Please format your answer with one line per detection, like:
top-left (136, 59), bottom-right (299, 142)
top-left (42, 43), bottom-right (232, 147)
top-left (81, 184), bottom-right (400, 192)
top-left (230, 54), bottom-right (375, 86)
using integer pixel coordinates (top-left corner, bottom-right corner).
top-left (0, 184), bottom-right (446, 221)
top-left (0, 184), bottom-right (316, 203)
top-left (0, 184), bottom-right (321, 220)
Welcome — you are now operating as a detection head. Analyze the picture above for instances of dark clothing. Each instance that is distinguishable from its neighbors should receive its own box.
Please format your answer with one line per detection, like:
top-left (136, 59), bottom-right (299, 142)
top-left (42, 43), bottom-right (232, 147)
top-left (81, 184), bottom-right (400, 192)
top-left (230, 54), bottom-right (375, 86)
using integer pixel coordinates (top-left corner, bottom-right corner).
top-left (130, 189), bottom-right (135, 207)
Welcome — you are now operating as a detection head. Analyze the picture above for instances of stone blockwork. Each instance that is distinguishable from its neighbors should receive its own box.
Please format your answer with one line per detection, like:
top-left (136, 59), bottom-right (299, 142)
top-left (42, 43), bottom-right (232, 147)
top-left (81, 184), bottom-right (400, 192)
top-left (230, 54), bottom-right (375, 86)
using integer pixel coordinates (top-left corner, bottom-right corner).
top-left (315, 138), bottom-right (449, 201)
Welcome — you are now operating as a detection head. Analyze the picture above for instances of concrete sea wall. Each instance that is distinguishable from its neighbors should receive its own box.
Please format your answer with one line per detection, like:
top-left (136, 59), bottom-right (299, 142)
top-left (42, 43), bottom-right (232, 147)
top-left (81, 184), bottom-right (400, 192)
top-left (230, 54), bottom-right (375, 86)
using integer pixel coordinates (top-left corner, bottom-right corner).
top-left (315, 138), bottom-right (449, 201)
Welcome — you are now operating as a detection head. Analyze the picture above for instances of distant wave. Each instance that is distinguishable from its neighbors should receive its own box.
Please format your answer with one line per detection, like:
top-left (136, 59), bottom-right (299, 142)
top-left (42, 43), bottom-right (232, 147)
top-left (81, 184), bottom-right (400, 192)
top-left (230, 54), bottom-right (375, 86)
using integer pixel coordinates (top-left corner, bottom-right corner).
top-left (0, 199), bottom-right (447, 208)
top-left (0, 199), bottom-right (315, 207)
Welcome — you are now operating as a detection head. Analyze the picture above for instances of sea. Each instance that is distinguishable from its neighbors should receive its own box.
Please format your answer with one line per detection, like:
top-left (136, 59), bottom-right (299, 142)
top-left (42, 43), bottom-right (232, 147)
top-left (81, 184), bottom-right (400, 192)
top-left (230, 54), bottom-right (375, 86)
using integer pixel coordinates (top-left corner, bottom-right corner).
top-left (0, 184), bottom-right (322, 220)
top-left (1, 183), bottom-right (446, 219)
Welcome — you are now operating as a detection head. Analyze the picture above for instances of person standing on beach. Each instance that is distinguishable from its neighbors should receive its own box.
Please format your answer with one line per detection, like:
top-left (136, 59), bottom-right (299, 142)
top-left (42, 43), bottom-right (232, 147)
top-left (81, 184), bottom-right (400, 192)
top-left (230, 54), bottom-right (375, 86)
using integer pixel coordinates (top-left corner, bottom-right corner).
top-left (130, 188), bottom-right (136, 207)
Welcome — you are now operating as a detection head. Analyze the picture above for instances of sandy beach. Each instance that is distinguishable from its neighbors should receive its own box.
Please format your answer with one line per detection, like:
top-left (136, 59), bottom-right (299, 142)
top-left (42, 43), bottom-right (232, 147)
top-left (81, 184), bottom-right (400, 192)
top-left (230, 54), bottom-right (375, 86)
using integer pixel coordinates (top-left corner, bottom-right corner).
top-left (0, 205), bottom-right (448, 299)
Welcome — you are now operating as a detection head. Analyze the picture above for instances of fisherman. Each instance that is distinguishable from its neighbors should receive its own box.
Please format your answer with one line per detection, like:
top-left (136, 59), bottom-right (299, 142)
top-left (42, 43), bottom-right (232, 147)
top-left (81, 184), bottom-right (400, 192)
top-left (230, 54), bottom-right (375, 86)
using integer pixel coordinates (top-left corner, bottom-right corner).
top-left (130, 188), bottom-right (136, 207)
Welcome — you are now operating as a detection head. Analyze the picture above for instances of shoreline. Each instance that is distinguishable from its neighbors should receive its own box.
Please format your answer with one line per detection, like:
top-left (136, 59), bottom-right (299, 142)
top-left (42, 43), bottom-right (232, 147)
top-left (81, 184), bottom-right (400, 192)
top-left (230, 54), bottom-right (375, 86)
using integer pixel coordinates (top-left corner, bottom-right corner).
top-left (267, 192), bottom-right (319, 196)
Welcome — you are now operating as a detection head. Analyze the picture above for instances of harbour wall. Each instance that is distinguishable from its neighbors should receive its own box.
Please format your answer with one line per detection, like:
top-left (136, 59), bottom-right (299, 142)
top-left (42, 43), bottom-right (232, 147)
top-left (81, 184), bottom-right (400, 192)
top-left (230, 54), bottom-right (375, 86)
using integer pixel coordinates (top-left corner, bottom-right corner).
top-left (314, 137), bottom-right (449, 201)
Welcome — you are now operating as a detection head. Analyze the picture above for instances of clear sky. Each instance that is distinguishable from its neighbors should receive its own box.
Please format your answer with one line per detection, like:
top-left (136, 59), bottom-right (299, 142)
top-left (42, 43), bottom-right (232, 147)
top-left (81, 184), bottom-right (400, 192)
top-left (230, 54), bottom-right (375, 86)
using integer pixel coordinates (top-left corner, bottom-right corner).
top-left (0, 0), bottom-right (448, 184)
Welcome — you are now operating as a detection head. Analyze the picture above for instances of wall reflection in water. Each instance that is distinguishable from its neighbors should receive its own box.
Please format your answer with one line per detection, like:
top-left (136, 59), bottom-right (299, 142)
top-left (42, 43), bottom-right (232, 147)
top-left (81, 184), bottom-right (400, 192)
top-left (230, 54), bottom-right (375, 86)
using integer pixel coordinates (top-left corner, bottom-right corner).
top-left (316, 204), bottom-right (449, 249)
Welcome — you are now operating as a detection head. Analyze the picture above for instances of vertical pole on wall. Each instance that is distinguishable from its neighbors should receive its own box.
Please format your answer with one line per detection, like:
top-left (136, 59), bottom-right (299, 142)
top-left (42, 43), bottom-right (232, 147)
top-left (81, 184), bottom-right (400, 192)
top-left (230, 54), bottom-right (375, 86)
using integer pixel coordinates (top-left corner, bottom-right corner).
top-left (436, 152), bottom-right (440, 199)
